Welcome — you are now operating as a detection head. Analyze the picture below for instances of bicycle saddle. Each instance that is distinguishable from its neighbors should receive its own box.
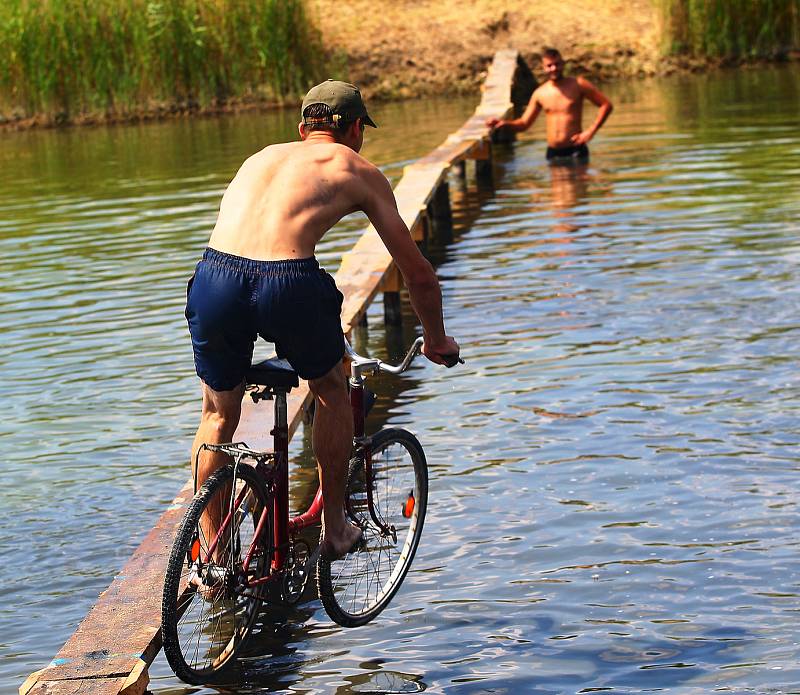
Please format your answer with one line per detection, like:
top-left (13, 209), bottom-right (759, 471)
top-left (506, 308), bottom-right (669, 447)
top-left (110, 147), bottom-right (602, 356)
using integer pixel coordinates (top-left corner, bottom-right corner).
top-left (246, 358), bottom-right (299, 388)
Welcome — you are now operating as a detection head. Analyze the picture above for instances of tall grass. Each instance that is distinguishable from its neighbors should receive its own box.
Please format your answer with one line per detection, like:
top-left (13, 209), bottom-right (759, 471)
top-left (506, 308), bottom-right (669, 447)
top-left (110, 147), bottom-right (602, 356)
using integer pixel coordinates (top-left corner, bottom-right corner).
top-left (0, 0), bottom-right (328, 121)
top-left (658, 0), bottom-right (800, 58)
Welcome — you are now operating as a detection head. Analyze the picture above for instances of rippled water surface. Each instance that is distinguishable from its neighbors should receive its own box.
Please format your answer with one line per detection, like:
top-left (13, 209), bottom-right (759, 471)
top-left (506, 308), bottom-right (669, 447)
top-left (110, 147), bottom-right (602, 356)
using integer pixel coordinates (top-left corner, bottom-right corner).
top-left (3, 67), bottom-right (800, 694)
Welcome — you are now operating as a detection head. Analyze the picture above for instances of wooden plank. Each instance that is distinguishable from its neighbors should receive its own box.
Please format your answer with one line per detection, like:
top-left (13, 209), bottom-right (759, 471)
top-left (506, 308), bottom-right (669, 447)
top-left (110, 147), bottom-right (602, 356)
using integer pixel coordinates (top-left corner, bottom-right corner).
top-left (235, 382), bottom-right (312, 450)
top-left (394, 167), bottom-right (448, 227)
top-left (24, 678), bottom-right (130, 695)
top-left (24, 48), bottom-right (525, 695)
top-left (25, 657), bottom-right (140, 684)
top-left (22, 659), bottom-right (148, 695)
top-left (415, 137), bottom-right (481, 166)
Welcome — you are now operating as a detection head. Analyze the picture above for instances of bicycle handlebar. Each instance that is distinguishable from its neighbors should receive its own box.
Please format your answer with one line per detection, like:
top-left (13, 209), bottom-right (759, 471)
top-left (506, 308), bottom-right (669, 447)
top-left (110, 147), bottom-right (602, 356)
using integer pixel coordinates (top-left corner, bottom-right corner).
top-left (344, 336), bottom-right (463, 377)
top-left (344, 336), bottom-right (421, 376)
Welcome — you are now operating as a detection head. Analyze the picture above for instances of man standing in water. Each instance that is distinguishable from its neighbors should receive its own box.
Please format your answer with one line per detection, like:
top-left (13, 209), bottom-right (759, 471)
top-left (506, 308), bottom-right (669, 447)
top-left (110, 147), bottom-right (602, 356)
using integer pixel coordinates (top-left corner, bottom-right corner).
top-left (487, 47), bottom-right (613, 162)
top-left (186, 80), bottom-right (460, 561)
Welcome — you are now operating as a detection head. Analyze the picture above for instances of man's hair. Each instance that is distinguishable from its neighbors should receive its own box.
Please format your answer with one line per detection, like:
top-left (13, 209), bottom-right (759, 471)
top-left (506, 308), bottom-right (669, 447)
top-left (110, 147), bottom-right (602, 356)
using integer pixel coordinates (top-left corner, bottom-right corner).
top-left (302, 103), bottom-right (355, 134)
top-left (542, 47), bottom-right (562, 61)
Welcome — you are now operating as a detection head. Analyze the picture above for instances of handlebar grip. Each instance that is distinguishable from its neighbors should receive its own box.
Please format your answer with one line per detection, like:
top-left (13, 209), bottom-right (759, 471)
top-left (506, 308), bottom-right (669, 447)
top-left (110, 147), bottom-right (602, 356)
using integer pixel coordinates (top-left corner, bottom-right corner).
top-left (442, 354), bottom-right (464, 368)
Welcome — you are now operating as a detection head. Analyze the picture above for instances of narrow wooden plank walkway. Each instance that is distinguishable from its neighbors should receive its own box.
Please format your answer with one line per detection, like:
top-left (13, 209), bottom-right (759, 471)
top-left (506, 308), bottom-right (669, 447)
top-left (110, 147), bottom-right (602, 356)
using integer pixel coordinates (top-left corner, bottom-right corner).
top-left (21, 49), bottom-right (532, 695)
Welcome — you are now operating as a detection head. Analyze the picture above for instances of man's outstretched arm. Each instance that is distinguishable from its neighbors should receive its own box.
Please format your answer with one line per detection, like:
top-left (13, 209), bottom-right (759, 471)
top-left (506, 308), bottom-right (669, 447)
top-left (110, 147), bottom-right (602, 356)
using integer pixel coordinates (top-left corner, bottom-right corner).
top-left (571, 77), bottom-right (614, 145)
top-left (358, 165), bottom-right (460, 364)
top-left (486, 94), bottom-right (542, 133)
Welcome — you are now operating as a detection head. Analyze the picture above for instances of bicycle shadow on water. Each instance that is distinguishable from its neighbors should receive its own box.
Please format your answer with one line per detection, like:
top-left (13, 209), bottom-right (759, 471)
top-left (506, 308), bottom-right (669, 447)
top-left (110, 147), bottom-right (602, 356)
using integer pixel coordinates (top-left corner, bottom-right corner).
top-left (232, 600), bottom-right (325, 691)
top-left (217, 589), bottom-right (428, 693)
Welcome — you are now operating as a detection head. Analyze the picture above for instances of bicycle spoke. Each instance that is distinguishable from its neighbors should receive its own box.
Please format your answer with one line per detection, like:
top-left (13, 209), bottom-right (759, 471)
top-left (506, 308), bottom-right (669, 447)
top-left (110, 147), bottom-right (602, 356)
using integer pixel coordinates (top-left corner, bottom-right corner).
top-left (317, 429), bottom-right (428, 627)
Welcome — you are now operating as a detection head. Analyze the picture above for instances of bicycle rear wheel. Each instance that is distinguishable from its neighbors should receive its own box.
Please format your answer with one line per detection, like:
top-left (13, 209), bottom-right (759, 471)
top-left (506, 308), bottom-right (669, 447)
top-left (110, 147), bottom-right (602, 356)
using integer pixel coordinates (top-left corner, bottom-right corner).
top-left (162, 462), bottom-right (272, 684)
top-left (317, 427), bottom-right (428, 627)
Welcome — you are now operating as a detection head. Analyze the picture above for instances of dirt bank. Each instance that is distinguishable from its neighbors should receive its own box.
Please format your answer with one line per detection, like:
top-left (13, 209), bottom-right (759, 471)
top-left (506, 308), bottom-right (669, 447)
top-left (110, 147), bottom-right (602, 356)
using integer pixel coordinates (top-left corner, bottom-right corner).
top-left (310, 0), bottom-right (663, 99)
top-left (4, 0), bottom-right (794, 130)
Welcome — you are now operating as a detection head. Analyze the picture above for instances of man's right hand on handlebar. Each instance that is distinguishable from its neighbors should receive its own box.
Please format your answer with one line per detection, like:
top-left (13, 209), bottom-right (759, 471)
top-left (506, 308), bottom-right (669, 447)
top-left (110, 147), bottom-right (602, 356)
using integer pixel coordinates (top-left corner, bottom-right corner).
top-left (422, 335), bottom-right (461, 367)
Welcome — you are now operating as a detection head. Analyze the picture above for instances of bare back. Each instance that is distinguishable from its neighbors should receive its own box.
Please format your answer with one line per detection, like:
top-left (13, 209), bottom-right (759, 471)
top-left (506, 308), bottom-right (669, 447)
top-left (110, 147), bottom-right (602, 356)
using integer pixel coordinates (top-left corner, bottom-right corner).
top-left (208, 140), bottom-right (370, 260)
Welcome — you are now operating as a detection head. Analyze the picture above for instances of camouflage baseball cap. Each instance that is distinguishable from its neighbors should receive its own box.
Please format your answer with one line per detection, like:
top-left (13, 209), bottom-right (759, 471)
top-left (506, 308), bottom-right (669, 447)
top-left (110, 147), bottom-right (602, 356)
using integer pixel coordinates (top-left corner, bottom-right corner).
top-left (301, 80), bottom-right (377, 128)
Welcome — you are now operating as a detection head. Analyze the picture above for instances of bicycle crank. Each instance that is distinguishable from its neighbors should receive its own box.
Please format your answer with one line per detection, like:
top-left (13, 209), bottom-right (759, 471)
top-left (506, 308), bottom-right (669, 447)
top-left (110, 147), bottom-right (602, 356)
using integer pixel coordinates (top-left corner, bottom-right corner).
top-left (281, 539), bottom-right (313, 604)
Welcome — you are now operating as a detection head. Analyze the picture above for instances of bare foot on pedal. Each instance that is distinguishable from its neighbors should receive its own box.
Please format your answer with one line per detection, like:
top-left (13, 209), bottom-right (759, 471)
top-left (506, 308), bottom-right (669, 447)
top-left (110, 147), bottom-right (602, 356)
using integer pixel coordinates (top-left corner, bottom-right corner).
top-left (321, 522), bottom-right (364, 561)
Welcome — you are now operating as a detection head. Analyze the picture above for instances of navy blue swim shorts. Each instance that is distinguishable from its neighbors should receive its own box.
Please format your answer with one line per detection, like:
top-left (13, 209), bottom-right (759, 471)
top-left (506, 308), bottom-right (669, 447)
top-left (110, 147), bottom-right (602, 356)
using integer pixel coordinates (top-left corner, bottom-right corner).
top-left (185, 248), bottom-right (345, 391)
top-left (546, 143), bottom-right (589, 163)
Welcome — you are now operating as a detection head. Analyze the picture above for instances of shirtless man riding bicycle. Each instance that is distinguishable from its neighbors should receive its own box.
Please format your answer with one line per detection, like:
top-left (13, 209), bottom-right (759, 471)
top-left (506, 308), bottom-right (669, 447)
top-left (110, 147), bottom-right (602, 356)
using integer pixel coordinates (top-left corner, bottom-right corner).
top-left (185, 80), bottom-right (460, 562)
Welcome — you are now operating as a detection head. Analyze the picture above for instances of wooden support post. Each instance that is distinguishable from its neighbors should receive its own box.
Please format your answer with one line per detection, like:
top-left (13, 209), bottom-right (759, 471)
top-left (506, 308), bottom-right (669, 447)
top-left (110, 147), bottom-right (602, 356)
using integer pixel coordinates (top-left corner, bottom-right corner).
top-left (492, 125), bottom-right (516, 145)
top-left (427, 181), bottom-right (453, 244)
top-left (432, 181), bottom-right (452, 224)
top-left (455, 159), bottom-right (466, 178)
top-left (381, 264), bottom-right (403, 326)
top-left (416, 211), bottom-right (431, 254)
top-left (383, 292), bottom-right (402, 326)
top-left (476, 141), bottom-right (494, 186)
top-left (351, 310), bottom-right (368, 349)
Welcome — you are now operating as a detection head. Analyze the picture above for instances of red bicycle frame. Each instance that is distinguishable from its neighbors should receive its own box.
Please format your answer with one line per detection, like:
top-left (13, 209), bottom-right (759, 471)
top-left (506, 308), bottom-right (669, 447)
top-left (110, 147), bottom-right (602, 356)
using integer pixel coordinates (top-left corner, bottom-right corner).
top-left (200, 337), bottom-right (427, 590)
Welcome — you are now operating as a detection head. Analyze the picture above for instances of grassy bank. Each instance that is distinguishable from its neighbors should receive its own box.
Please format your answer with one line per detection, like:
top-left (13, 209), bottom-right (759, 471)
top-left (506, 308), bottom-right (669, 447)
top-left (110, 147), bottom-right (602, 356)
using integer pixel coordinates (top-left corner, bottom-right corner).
top-left (3, 0), bottom-right (799, 129)
top-left (0, 0), bottom-right (328, 125)
top-left (658, 0), bottom-right (800, 59)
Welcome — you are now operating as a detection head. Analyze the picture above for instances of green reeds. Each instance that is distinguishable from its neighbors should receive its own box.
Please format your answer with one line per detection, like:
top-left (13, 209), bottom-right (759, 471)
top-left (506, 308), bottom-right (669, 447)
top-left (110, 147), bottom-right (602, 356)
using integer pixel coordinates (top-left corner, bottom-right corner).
top-left (0, 0), bottom-right (328, 122)
top-left (658, 0), bottom-right (800, 58)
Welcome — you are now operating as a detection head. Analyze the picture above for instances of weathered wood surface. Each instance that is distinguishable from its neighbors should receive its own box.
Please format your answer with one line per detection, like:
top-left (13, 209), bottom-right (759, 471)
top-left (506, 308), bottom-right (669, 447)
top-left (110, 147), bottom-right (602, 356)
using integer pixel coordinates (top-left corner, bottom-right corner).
top-left (21, 48), bottom-right (525, 695)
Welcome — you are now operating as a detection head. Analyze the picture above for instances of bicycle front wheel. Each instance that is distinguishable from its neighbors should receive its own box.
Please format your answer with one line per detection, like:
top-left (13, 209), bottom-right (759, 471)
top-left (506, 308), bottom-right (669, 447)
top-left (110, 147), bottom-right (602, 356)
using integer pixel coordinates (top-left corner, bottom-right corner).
top-left (317, 427), bottom-right (428, 627)
top-left (162, 462), bottom-right (272, 684)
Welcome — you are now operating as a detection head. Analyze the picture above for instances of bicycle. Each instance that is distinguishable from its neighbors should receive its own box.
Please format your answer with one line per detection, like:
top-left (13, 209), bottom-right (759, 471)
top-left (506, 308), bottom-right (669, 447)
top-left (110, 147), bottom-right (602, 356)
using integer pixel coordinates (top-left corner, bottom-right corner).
top-left (161, 337), bottom-right (452, 684)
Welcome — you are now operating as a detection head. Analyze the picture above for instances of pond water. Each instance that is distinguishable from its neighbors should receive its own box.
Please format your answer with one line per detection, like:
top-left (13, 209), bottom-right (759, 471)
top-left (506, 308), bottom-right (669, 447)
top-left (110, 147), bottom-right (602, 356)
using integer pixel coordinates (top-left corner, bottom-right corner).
top-left (2, 65), bottom-right (799, 694)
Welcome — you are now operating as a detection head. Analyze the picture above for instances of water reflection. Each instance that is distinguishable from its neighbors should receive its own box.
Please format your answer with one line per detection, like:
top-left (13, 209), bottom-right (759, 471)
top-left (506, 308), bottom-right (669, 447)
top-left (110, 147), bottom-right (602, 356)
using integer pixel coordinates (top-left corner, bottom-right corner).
top-left (4, 67), bottom-right (800, 694)
top-left (550, 158), bottom-right (592, 209)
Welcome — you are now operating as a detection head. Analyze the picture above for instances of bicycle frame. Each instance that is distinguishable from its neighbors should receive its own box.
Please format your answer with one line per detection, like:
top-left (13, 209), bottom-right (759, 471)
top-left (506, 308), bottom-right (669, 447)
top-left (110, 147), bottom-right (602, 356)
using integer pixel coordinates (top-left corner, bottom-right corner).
top-left (201, 337), bottom-right (425, 592)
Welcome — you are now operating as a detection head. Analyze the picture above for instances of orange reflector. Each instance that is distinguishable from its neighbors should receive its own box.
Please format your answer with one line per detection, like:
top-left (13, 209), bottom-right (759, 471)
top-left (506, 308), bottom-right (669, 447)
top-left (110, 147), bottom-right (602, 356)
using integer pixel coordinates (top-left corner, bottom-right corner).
top-left (402, 492), bottom-right (415, 519)
top-left (190, 538), bottom-right (201, 562)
